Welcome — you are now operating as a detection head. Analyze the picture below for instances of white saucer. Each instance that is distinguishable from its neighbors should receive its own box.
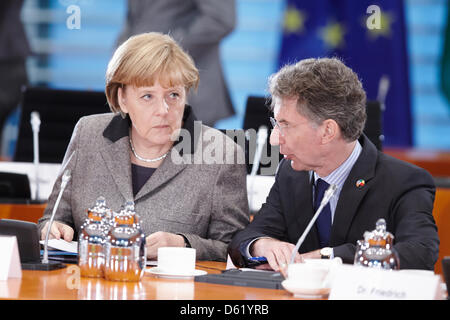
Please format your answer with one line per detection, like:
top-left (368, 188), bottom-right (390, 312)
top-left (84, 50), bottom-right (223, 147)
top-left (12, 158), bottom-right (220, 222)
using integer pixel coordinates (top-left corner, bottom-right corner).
top-left (281, 280), bottom-right (330, 299)
top-left (146, 267), bottom-right (207, 280)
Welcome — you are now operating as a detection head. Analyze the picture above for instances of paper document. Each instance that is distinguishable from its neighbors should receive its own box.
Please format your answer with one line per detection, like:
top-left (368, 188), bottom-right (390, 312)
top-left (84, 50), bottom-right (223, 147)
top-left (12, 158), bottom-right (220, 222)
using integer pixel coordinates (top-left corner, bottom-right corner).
top-left (39, 239), bottom-right (78, 254)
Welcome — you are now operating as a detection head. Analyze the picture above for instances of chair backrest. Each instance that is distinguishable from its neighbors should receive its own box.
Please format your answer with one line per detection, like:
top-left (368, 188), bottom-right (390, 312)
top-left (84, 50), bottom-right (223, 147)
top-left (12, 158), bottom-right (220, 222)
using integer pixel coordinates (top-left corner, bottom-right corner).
top-left (243, 96), bottom-right (273, 132)
top-left (0, 172), bottom-right (31, 201)
top-left (243, 96), bottom-right (384, 152)
top-left (217, 129), bottom-right (251, 174)
top-left (364, 100), bottom-right (383, 151)
top-left (243, 96), bottom-right (282, 175)
top-left (14, 86), bottom-right (109, 163)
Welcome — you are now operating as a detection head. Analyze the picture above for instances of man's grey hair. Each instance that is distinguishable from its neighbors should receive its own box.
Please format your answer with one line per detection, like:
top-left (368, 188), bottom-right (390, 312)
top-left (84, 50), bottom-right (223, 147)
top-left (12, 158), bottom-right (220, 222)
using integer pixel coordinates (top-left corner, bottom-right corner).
top-left (268, 57), bottom-right (367, 142)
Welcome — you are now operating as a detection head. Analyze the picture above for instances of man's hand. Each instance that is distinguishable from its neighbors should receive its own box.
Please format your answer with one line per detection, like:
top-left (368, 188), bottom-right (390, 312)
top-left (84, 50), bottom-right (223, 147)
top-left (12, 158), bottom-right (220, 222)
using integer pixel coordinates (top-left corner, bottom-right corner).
top-left (40, 221), bottom-right (74, 242)
top-left (251, 238), bottom-right (303, 272)
top-left (145, 231), bottom-right (186, 259)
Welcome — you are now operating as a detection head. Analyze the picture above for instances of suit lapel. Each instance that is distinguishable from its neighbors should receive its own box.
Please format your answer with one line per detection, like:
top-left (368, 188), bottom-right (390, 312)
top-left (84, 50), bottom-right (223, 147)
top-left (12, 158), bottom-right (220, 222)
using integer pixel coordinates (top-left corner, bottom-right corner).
top-left (100, 137), bottom-right (134, 202)
top-left (330, 135), bottom-right (378, 245)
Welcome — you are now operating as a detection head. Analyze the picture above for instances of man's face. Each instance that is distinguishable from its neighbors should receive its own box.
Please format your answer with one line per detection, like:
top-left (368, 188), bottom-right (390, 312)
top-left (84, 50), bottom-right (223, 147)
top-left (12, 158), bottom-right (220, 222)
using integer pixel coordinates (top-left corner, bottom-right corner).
top-left (270, 97), bottom-right (324, 171)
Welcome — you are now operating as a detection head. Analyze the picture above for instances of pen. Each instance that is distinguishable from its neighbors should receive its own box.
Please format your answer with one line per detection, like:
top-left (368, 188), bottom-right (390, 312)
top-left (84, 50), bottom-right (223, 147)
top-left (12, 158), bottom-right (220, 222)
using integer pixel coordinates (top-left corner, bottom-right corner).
top-left (249, 256), bottom-right (267, 262)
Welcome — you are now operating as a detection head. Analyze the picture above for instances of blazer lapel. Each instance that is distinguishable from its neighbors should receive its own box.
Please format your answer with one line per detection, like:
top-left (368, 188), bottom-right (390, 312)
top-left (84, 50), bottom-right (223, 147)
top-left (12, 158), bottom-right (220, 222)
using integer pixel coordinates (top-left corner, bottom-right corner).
top-left (330, 136), bottom-right (378, 246)
top-left (100, 136), bottom-right (134, 202)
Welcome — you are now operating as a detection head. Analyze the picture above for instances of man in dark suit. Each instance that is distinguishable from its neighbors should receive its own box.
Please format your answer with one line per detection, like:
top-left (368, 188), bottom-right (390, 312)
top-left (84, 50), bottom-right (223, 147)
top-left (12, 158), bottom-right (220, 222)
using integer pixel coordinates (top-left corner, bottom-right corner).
top-left (228, 58), bottom-right (439, 271)
top-left (0, 0), bottom-right (30, 154)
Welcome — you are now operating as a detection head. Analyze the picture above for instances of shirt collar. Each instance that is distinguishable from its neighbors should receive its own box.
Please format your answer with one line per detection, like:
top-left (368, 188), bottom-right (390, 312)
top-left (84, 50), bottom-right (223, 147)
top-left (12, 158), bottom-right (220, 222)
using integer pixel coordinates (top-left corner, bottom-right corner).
top-left (312, 140), bottom-right (362, 189)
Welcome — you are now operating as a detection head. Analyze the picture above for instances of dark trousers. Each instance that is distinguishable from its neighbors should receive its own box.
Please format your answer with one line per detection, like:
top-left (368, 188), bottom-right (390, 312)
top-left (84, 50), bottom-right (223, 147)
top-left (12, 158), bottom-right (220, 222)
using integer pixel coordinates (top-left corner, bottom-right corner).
top-left (0, 59), bottom-right (28, 151)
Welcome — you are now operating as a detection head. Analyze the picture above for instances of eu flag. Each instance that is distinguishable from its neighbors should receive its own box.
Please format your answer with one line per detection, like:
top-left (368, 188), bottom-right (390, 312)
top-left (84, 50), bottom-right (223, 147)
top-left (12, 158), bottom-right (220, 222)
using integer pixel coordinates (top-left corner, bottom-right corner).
top-left (278, 0), bottom-right (412, 147)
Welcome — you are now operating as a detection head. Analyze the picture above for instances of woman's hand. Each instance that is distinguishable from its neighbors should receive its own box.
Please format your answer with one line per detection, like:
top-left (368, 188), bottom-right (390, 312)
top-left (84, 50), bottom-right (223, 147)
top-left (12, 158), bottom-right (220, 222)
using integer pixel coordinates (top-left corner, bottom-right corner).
top-left (40, 221), bottom-right (74, 242)
top-left (145, 231), bottom-right (186, 259)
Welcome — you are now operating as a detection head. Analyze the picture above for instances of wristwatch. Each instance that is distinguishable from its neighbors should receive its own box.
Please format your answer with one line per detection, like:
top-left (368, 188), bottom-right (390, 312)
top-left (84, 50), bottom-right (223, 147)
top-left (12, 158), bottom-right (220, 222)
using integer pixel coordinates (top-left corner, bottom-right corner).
top-left (320, 247), bottom-right (332, 259)
top-left (180, 235), bottom-right (191, 248)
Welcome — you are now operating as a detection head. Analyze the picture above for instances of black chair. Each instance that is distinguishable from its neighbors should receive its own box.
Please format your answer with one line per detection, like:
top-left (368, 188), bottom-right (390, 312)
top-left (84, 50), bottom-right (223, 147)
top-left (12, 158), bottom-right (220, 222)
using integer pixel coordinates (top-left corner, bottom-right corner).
top-left (217, 128), bottom-right (251, 171)
top-left (14, 86), bottom-right (109, 163)
top-left (0, 172), bottom-right (31, 202)
top-left (364, 100), bottom-right (383, 151)
top-left (243, 96), bottom-right (273, 132)
top-left (242, 96), bottom-right (282, 175)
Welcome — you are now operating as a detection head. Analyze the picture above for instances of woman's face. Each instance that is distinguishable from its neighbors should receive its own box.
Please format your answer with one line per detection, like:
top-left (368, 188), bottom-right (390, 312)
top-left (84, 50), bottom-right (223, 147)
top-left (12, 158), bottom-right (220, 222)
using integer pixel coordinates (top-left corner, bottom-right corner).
top-left (118, 81), bottom-right (186, 146)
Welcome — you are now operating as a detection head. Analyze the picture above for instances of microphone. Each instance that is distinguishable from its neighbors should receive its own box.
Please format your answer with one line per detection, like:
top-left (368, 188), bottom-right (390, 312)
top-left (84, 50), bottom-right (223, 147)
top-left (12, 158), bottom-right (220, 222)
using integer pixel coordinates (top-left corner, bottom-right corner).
top-left (377, 75), bottom-right (390, 112)
top-left (248, 126), bottom-right (268, 211)
top-left (30, 111), bottom-right (41, 201)
top-left (41, 169), bottom-right (72, 267)
top-left (250, 125), bottom-right (268, 176)
top-left (289, 184), bottom-right (338, 265)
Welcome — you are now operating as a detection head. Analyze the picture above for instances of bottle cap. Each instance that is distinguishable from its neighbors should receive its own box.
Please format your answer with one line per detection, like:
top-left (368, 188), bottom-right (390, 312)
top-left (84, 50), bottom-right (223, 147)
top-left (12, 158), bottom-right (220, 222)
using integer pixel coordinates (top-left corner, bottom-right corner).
top-left (87, 196), bottom-right (110, 221)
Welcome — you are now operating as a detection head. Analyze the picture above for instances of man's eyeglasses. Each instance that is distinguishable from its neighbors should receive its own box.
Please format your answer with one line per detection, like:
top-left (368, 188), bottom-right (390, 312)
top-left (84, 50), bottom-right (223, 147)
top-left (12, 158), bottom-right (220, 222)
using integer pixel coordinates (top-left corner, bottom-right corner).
top-left (269, 117), bottom-right (286, 136)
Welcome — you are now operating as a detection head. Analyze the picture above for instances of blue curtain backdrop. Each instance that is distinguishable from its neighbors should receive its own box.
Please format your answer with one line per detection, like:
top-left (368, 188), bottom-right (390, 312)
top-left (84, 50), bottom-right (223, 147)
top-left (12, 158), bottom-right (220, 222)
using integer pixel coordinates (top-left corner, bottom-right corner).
top-left (278, 0), bottom-right (412, 147)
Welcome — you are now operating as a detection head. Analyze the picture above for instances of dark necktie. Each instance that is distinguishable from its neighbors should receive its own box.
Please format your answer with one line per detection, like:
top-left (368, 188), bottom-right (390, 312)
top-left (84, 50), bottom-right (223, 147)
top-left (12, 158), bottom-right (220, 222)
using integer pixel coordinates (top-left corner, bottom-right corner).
top-left (314, 178), bottom-right (332, 248)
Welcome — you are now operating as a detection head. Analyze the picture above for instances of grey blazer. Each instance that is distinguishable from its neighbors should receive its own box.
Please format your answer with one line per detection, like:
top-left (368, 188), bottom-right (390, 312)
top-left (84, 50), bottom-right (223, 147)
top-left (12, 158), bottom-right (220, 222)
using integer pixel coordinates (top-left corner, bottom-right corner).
top-left (38, 106), bottom-right (249, 261)
top-left (117, 0), bottom-right (236, 126)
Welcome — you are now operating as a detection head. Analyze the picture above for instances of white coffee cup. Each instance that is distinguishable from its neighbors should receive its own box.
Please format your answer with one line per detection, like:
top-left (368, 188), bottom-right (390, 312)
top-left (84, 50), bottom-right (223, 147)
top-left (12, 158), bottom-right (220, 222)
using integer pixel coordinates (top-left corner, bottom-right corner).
top-left (157, 247), bottom-right (196, 275)
top-left (288, 257), bottom-right (342, 289)
top-left (287, 263), bottom-right (329, 289)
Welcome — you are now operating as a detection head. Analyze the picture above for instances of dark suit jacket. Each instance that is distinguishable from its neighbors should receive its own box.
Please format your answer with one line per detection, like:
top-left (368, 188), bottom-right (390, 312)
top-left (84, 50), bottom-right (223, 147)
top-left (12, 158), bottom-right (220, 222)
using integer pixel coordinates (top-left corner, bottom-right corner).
top-left (228, 135), bottom-right (439, 270)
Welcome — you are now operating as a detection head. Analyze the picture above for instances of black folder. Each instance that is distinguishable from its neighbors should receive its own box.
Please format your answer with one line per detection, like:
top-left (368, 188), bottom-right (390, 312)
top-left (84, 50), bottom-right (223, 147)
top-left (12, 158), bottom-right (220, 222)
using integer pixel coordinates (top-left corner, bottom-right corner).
top-left (194, 269), bottom-right (284, 290)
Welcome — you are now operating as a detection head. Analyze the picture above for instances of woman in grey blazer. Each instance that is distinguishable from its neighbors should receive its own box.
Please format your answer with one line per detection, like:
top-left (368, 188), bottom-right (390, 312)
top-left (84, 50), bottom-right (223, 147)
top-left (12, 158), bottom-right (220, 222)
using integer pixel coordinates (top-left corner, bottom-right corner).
top-left (38, 32), bottom-right (249, 261)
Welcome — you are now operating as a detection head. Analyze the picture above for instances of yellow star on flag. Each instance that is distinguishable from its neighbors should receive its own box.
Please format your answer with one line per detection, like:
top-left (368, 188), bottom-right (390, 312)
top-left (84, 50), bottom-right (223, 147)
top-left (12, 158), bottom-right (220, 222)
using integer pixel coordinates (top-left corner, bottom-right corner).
top-left (367, 11), bottom-right (395, 40)
top-left (283, 7), bottom-right (307, 34)
top-left (319, 21), bottom-right (346, 49)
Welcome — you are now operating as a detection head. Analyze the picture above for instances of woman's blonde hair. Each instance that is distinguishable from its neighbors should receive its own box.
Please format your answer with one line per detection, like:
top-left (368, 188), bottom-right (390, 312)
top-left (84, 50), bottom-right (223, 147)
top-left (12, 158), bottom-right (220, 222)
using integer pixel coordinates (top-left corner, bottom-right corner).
top-left (105, 32), bottom-right (199, 114)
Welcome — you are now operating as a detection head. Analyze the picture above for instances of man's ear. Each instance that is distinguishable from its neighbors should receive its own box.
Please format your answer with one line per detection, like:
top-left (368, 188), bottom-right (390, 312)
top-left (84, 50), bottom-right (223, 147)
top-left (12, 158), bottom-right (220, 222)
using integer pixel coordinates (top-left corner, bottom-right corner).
top-left (117, 86), bottom-right (128, 114)
top-left (321, 119), bottom-right (339, 144)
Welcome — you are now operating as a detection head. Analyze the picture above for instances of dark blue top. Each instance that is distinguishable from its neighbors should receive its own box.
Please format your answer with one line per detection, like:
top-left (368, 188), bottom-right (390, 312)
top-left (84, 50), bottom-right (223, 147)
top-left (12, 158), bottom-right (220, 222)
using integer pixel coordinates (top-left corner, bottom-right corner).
top-left (131, 163), bottom-right (156, 197)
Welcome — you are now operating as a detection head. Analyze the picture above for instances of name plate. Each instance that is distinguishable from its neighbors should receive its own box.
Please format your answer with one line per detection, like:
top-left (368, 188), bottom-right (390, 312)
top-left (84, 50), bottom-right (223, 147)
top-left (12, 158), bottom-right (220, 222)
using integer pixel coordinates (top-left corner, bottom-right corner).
top-left (0, 236), bottom-right (22, 281)
top-left (329, 264), bottom-right (441, 300)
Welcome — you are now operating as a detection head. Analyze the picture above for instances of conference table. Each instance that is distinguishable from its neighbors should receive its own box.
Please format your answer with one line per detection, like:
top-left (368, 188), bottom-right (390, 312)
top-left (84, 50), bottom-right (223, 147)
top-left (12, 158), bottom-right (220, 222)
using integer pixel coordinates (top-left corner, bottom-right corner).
top-left (0, 261), bottom-right (298, 300)
top-left (1, 159), bottom-right (449, 302)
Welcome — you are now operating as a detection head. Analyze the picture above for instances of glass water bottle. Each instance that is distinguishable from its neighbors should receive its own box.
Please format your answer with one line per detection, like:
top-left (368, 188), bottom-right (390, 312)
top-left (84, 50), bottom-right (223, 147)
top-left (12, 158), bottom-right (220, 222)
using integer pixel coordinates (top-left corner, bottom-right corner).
top-left (354, 218), bottom-right (400, 270)
top-left (104, 201), bottom-right (146, 282)
top-left (78, 196), bottom-right (110, 278)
